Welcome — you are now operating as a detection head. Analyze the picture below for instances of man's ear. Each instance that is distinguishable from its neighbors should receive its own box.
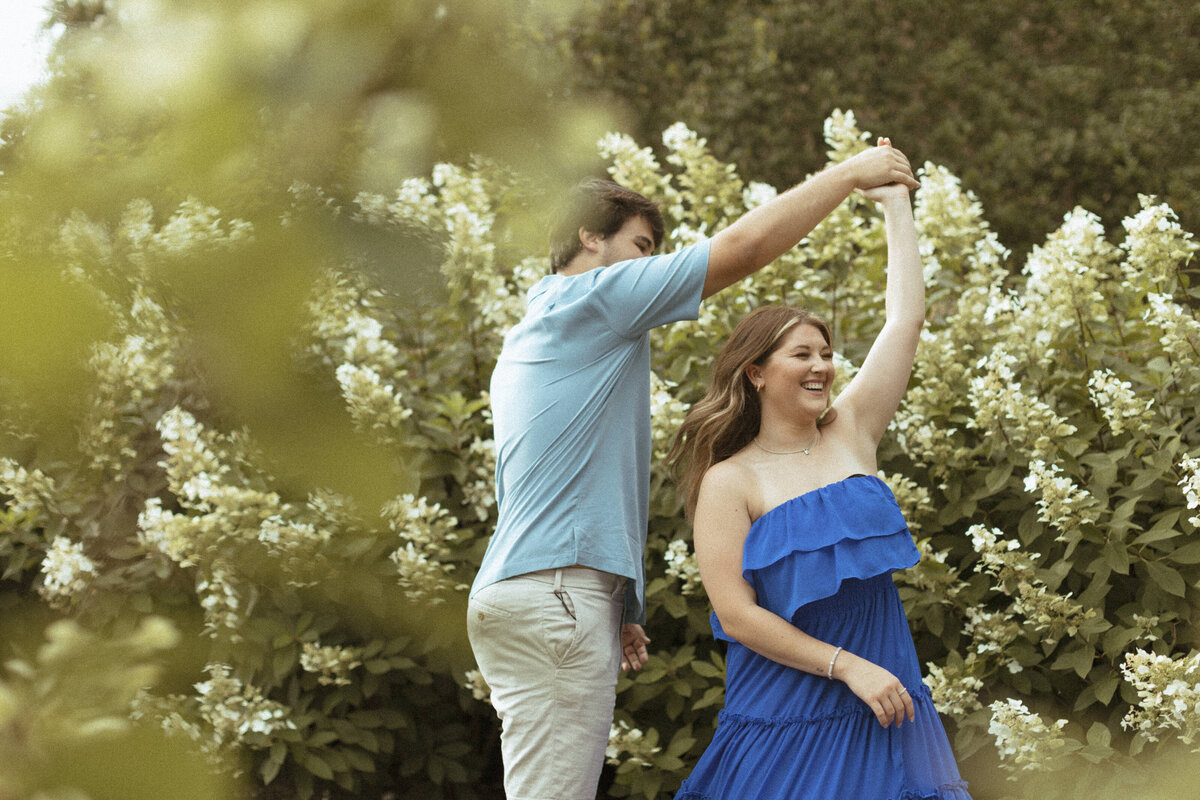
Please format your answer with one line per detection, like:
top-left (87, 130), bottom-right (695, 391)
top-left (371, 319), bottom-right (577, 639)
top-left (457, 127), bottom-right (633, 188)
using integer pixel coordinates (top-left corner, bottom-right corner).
top-left (579, 227), bottom-right (604, 252)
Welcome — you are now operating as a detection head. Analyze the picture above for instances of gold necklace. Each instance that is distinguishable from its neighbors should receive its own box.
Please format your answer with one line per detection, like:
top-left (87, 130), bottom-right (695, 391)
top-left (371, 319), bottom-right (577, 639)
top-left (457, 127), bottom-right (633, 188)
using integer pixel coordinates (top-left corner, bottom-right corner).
top-left (753, 429), bottom-right (819, 456)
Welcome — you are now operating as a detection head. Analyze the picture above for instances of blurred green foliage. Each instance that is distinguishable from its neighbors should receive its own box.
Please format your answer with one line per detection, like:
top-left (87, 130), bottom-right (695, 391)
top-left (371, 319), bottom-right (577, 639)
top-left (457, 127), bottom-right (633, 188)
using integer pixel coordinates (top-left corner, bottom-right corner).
top-left (0, 0), bottom-right (615, 797)
top-left (4, 1), bottom-right (1200, 798)
top-left (558, 0), bottom-right (1200, 258)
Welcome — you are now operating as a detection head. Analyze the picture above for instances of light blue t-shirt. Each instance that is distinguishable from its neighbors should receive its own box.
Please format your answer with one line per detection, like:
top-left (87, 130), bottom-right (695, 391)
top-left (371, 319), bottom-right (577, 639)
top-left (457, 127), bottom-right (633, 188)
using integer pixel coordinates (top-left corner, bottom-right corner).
top-left (472, 239), bottom-right (710, 624)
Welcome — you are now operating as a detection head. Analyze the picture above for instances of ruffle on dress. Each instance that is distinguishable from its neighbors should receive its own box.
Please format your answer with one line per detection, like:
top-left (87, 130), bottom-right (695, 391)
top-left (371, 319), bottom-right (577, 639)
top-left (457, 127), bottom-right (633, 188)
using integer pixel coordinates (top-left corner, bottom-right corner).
top-left (676, 683), bottom-right (972, 800)
top-left (713, 475), bottom-right (920, 643)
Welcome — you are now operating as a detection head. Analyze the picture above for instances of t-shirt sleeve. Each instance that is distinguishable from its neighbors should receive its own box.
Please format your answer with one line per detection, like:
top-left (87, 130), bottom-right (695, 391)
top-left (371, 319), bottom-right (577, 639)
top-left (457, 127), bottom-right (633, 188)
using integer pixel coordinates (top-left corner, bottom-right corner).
top-left (589, 239), bottom-right (710, 338)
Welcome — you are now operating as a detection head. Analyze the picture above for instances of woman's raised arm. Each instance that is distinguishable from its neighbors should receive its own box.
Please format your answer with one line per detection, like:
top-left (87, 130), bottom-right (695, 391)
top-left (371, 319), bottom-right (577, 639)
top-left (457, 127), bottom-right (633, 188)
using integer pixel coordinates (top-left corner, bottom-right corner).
top-left (833, 157), bottom-right (924, 447)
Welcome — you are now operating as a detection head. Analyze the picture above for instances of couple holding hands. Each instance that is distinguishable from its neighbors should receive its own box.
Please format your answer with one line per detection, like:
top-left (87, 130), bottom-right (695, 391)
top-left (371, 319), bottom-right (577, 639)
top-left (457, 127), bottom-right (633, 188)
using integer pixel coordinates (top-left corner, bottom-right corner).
top-left (467, 137), bottom-right (971, 800)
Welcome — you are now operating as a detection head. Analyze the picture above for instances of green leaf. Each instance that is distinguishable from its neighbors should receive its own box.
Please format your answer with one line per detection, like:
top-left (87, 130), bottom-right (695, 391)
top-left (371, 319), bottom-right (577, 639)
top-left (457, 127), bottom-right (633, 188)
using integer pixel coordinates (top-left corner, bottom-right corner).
top-left (305, 753), bottom-right (335, 780)
top-left (1086, 721), bottom-right (1112, 748)
top-left (1133, 508), bottom-right (1182, 545)
top-left (1142, 559), bottom-right (1187, 596)
top-left (1168, 541), bottom-right (1200, 564)
top-left (260, 743), bottom-right (287, 784)
top-left (1102, 539), bottom-right (1131, 574)
top-left (1052, 643), bottom-right (1095, 679)
top-left (692, 685), bottom-right (725, 710)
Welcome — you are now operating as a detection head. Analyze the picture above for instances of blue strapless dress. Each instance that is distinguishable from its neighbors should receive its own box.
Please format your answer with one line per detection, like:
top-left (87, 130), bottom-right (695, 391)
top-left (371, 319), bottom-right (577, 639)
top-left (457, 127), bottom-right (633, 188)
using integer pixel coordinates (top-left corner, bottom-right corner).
top-left (676, 475), bottom-right (971, 800)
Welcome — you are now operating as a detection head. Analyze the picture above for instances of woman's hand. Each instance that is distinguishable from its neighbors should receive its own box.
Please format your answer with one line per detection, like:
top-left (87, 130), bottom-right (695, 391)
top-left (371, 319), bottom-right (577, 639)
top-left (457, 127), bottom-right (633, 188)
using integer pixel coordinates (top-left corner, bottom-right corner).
top-left (835, 650), bottom-right (916, 728)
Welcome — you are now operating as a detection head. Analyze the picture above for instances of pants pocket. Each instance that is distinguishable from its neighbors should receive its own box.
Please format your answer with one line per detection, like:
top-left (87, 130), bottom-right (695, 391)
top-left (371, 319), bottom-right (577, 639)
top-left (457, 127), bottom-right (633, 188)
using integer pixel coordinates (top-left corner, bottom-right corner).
top-left (540, 587), bottom-right (580, 665)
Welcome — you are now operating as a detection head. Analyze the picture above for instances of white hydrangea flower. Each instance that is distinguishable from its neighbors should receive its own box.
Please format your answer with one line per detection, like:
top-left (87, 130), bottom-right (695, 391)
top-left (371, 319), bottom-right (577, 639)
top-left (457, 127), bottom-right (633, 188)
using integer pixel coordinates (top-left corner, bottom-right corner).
top-left (663, 539), bottom-right (702, 596)
top-left (0, 458), bottom-right (57, 514)
top-left (924, 661), bottom-right (984, 718)
top-left (384, 494), bottom-right (461, 601)
top-left (1087, 369), bottom-right (1153, 435)
top-left (299, 642), bottom-right (364, 686)
top-left (38, 536), bottom-right (99, 605)
top-left (194, 664), bottom-right (294, 747)
top-left (335, 363), bottom-right (412, 445)
top-left (461, 436), bottom-right (497, 522)
top-left (649, 372), bottom-right (688, 460)
top-left (463, 669), bottom-right (491, 705)
top-left (1120, 195), bottom-right (1199, 290)
top-left (606, 719), bottom-right (661, 767)
top-left (988, 698), bottom-right (1071, 772)
top-left (1022, 459), bottom-right (1101, 532)
top-left (742, 181), bottom-right (777, 209)
top-left (1144, 293), bottom-right (1200, 374)
top-left (1178, 455), bottom-right (1200, 528)
top-left (1120, 649), bottom-right (1200, 746)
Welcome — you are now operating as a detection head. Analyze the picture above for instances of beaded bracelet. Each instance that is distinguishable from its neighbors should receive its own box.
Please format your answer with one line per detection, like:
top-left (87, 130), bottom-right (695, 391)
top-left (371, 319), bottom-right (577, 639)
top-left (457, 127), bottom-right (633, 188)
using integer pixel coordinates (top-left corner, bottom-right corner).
top-left (827, 645), bottom-right (843, 680)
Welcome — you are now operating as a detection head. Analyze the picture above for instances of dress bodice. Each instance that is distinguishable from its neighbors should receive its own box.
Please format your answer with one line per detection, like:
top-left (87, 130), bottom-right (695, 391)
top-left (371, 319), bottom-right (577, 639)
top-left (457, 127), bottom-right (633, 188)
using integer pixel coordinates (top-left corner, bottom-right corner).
top-left (712, 474), bottom-right (921, 642)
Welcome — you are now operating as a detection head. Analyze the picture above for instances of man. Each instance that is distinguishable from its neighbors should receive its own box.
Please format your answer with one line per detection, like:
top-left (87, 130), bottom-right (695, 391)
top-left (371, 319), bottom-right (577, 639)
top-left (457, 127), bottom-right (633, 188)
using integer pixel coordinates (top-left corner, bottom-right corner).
top-left (468, 143), bottom-right (918, 799)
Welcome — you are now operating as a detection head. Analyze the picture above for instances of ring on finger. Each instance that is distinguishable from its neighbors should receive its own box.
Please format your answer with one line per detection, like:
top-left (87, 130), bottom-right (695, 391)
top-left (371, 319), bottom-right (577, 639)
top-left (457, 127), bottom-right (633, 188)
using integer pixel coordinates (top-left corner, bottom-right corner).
top-left (898, 687), bottom-right (908, 695)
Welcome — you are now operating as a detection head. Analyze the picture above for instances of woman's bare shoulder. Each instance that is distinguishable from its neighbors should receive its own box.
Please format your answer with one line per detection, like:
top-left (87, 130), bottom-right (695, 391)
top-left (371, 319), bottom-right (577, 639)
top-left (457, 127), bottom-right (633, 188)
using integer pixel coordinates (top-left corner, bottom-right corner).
top-left (698, 453), bottom-right (760, 510)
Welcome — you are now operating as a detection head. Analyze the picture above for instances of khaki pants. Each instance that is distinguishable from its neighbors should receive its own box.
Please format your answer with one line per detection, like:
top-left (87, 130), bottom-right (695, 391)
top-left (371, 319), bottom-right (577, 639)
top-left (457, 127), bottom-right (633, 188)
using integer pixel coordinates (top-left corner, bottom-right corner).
top-left (467, 567), bottom-right (626, 800)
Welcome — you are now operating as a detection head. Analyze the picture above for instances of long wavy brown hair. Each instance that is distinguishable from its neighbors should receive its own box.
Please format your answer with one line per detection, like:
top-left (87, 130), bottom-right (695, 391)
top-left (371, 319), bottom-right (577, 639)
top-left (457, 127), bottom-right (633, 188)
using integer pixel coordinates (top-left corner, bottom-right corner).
top-left (667, 306), bottom-right (835, 520)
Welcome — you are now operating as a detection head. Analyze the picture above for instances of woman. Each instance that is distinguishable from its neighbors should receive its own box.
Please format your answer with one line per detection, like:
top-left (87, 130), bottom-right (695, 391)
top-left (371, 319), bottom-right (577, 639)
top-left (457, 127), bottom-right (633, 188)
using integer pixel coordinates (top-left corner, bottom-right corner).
top-left (667, 143), bottom-right (971, 799)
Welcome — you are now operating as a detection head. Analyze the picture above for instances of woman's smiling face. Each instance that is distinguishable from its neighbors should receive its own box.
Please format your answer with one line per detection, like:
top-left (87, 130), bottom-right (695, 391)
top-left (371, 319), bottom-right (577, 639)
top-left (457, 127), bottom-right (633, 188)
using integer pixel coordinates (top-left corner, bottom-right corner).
top-left (752, 322), bottom-right (835, 416)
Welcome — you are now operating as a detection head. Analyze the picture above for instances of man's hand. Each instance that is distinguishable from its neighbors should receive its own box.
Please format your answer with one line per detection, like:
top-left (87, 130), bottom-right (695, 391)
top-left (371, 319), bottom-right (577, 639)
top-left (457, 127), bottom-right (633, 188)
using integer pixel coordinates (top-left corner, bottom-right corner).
top-left (844, 137), bottom-right (919, 192)
top-left (620, 623), bottom-right (651, 671)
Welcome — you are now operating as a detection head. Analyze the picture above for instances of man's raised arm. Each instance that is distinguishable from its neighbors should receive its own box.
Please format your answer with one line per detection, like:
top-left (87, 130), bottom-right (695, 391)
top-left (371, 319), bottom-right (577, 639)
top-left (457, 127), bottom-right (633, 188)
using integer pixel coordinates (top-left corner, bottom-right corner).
top-left (703, 144), bottom-right (918, 299)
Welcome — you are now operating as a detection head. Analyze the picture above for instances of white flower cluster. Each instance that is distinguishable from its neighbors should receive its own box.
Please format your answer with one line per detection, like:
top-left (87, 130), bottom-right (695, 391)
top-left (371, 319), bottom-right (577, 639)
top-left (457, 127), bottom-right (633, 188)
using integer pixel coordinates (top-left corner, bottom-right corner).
top-left (194, 664), bottom-right (294, 747)
top-left (912, 163), bottom-right (1009, 289)
top-left (1020, 208), bottom-right (1118, 342)
top-left (890, 333), bottom-right (971, 478)
top-left (895, 537), bottom-right (962, 597)
top-left (383, 494), bottom-right (461, 601)
top-left (822, 109), bottom-right (872, 163)
top-left (463, 669), bottom-right (491, 705)
top-left (460, 436), bottom-right (497, 522)
top-left (146, 198), bottom-right (254, 259)
top-left (1120, 195), bottom-right (1199, 291)
top-left (597, 132), bottom-right (674, 208)
top-left (0, 458), bottom-right (57, 515)
top-left (968, 525), bottom-right (1093, 645)
top-left (660, 123), bottom-right (745, 229)
top-left (82, 293), bottom-right (180, 474)
top-left (1022, 459), bottom-right (1101, 533)
top-left (831, 351), bottom-right (859, 397)
top-left (299, 642), bottom-right (364, 687)
top-left (336, 363), bottom-right (413, 445)
top-left (1144, 292), bottom-right (1200, 378)
top-left (139, 408), bottom-right (332, 630)
top-left (196, 564), bottom-right (245, 633)
top-left (878, 471), bottom-right (931, 533)
top-left (663, 539), bottom-right (702, 596)
top-left (963, 607), bottom-right (1021, 667)
top-left (742, 181), bottom-right (778, 210)
top-left (1086, 369), bottom-right (1154, 436)
top-left (1179, 455), bottom-right (1200, 528)
top-left (38, 536), bottom-right (99, 606)
top-left (1120, 649), bottom-right (1200, 746)
top-left (968, 348), bottom-right (1077, 461)
top-left (606, 719), bottom-right (661, 768)
top-left (924, 660), bottom-right (984, 718)
top-left (650, 372), bottom-right (688, 460)
top-left (987, 698), bottom-right (1071, 773)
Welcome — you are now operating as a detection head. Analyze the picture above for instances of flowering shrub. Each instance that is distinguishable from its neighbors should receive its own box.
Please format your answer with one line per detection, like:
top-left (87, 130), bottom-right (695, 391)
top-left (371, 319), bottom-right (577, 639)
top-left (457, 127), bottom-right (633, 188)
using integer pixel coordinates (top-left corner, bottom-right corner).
top-left (2, 110), bottom-right (1199, 798)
